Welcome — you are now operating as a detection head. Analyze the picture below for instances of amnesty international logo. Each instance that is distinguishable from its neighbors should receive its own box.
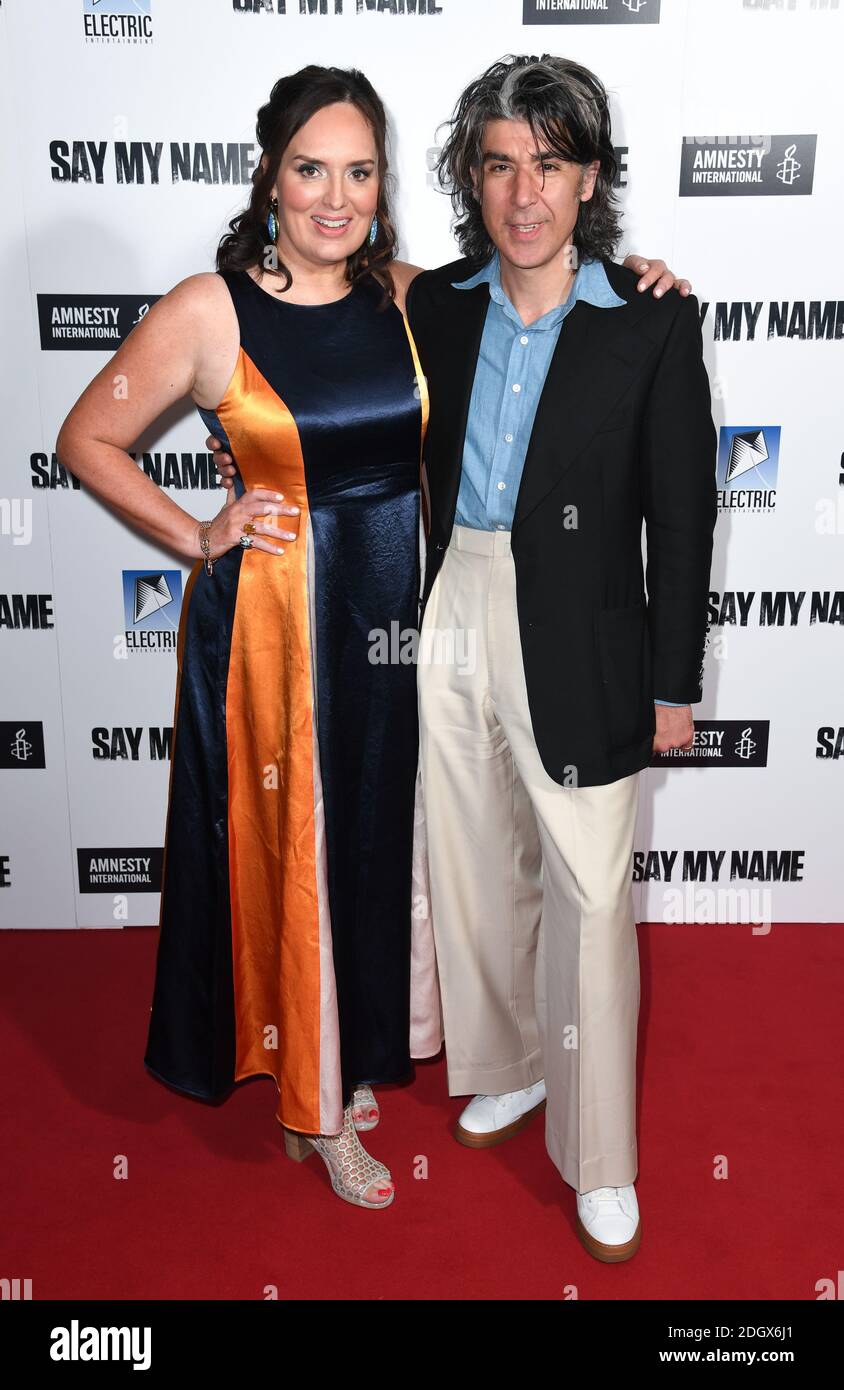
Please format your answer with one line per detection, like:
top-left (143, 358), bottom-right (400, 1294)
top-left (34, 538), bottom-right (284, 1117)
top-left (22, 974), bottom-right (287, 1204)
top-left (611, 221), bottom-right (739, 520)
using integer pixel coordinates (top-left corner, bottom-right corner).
top-left (523, 0), bottom-right (660, 23)
top-left (651, 720), bottom-right (770, 768)
top-left (37, 296), bottom-right (162, 351)
top-left (679, 135), bottom-right (816, 197)
top-left (77, 848), bottom-right (163, 893)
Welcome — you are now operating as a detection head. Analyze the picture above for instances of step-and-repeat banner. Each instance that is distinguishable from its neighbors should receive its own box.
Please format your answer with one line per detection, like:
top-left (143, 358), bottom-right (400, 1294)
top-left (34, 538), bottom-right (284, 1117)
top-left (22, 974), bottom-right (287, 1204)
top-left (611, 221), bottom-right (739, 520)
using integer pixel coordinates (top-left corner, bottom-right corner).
top-left (1, 0), bottom-right (842, 931)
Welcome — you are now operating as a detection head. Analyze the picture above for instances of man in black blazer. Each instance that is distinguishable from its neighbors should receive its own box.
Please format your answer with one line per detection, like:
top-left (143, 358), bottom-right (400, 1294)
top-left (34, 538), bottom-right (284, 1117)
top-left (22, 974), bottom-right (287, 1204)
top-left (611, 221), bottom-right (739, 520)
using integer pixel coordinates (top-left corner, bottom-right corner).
top-left (406, 55), bottom-right (717, 1262)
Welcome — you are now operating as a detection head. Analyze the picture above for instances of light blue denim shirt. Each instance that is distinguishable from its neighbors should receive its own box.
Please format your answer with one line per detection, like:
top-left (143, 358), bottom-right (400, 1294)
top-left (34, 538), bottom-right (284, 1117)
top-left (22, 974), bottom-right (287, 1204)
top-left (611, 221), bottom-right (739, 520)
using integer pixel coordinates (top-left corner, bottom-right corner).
top-left (452, 251), bottom-right (683, 707)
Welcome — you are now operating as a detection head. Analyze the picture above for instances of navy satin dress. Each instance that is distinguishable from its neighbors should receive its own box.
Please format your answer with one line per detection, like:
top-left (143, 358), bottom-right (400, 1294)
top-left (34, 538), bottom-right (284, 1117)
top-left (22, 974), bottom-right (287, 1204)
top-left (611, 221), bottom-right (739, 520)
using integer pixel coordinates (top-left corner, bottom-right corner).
top-left (144, 268), bottom-right (437, 1135)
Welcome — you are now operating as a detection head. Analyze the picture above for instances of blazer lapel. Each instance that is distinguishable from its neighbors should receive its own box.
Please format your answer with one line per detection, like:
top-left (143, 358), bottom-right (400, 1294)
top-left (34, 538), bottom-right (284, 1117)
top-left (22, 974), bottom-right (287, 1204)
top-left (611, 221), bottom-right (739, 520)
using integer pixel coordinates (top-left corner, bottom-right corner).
top-left (512, 287), bottom-right (660, 533)
top-left (425, 279), bottom-right (490, 536)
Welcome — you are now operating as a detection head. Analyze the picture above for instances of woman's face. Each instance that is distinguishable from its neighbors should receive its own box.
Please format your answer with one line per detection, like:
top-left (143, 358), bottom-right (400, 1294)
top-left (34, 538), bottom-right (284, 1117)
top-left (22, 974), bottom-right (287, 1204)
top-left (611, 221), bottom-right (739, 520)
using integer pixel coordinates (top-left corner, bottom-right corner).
top-left (273, 101), bottom-right (380, 269)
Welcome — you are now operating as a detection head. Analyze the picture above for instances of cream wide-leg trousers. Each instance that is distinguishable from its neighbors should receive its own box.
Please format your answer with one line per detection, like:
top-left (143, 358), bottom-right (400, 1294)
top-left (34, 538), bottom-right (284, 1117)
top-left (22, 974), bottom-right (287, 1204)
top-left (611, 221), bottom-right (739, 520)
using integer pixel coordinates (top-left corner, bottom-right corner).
top-left (417, 525), bottom-right (641, 1193)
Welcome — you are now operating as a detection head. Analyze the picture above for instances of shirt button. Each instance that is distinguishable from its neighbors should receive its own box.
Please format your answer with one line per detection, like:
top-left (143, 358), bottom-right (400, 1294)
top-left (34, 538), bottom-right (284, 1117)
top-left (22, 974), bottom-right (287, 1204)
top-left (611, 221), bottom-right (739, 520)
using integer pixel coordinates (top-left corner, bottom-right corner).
top-left (512, 383), bottom-right (521, 393)
top-left (496, 481), bottom-right (506, 491)
top-left (496, 524), bottom-right (506, 531)
top-left (504, 433), bottom-right (514, 444)
top-left (520, 335), bottom-right (529, 345)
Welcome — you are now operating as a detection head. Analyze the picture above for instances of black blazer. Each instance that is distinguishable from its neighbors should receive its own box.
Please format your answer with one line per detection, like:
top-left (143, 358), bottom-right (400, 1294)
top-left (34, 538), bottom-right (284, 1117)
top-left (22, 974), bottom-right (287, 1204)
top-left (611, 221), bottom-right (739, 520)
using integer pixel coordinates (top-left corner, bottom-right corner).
top-left (406, 255), bottom-right (718, 789)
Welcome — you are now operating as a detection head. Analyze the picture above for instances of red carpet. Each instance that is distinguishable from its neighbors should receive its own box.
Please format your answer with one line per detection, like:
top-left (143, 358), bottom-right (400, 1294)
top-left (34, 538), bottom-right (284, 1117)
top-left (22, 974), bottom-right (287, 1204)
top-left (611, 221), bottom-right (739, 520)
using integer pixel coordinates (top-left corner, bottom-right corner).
top-left (1, 923), bottom-right (842, 1301)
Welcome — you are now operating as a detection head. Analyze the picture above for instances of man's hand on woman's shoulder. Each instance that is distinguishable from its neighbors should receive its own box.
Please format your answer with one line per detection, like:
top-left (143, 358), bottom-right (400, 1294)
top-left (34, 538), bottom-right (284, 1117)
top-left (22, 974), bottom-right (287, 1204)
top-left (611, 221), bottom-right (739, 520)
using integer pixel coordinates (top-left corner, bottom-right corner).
top-left (622, 254), bottom-right (692, 299)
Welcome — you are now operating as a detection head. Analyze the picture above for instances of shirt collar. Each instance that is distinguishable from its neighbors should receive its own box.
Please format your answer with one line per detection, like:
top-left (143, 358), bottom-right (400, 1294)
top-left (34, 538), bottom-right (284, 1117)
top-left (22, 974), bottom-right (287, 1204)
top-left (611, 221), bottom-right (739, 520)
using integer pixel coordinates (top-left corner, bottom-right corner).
top-left (452, 250), bottom-right (625, 330)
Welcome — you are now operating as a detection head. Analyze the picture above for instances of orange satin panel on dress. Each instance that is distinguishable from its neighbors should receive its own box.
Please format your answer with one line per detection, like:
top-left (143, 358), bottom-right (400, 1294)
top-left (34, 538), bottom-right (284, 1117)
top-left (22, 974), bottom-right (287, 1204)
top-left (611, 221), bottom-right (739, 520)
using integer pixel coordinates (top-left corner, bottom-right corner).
top-left (216, 347), bottom-right (321, 1133)
top-left (402, 313), bottom-right (430, 449)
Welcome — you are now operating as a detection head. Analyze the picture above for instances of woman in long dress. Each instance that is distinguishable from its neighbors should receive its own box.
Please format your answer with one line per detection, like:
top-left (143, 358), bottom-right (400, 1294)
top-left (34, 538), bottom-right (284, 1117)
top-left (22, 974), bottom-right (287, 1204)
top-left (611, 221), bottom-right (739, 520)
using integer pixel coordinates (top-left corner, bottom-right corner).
top-left (58, 67), bottom-right (441, 1210)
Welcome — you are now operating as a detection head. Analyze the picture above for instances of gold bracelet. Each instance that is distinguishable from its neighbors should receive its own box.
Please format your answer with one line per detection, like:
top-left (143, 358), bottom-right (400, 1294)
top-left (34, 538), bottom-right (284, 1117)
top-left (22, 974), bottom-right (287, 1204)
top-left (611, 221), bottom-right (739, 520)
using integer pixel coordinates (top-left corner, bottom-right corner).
top-left (198, 520), bottom-right (214, 576)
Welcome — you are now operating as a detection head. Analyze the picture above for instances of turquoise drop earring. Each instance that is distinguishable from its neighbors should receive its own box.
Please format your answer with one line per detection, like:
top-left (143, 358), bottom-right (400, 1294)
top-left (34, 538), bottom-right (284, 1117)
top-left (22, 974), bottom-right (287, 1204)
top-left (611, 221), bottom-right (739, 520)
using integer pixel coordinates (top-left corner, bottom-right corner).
top-left (267, 194), bottom-right (279, 244)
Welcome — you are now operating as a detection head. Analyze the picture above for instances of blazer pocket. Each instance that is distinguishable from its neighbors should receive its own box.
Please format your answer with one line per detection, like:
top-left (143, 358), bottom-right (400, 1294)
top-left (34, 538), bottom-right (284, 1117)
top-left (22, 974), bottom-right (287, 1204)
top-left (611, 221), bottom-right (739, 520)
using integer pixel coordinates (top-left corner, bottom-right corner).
top-left (597, 602), bottom-right (650, 750)
top-left (592, 406), bottom-right (636, 438)
top-left (592, 423), bottom-right (630, 439)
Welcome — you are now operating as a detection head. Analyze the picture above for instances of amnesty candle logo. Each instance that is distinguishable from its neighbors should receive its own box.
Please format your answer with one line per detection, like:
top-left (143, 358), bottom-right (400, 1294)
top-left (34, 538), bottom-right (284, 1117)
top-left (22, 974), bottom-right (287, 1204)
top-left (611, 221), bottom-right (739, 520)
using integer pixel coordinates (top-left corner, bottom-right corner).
top-left (679, 135), bottom-right (816, 197)
top-left (0, 722), bottom-right (46, 769)
top-left (523, 0), bottom-right (660, 23)
top-left (83, 0), bottom-right (153, 45)
top-left (38, 296), bottom-right (160, 350)
top-left (121, 570), bottom-right (182, 653)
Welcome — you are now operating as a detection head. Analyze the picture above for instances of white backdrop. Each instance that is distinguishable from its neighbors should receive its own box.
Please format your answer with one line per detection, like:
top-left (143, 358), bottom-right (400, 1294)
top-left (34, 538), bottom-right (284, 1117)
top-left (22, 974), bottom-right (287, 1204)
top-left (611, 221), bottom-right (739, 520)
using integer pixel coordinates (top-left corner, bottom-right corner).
top-left (1, 0), bottom-right (842, 932)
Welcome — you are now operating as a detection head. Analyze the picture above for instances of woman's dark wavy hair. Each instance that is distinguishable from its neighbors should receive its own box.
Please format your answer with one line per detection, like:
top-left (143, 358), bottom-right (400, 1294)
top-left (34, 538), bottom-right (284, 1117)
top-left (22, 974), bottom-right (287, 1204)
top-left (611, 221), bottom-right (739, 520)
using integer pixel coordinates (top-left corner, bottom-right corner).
top-left (435, 54), bottom-right (622, 265)
top-left (217, 65), bottom-right (398, 299)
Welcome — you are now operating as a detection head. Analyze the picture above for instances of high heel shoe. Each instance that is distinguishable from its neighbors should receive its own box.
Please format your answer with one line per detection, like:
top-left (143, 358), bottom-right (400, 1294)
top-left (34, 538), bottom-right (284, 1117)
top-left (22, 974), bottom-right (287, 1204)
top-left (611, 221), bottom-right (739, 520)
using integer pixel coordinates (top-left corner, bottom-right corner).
top-left (351, 1084), bottom-right (380, 1131)
top-left (282, 1104), bottom-right (395, 1209)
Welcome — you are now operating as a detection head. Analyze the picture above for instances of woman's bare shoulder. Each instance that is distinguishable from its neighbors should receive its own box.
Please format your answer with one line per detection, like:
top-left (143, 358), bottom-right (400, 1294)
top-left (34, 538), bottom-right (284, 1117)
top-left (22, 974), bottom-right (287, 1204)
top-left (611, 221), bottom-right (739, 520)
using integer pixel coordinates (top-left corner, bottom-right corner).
top-left (391, 259), bottom-right (426, 312)
top-left (160, 270), bottom-right (234, 319)
top-left (136, 272), bottom-right (238, 363)
top-left (119, 272), bottom-right (238, 409)
top-left (392, 259), bottom-right (425, 291)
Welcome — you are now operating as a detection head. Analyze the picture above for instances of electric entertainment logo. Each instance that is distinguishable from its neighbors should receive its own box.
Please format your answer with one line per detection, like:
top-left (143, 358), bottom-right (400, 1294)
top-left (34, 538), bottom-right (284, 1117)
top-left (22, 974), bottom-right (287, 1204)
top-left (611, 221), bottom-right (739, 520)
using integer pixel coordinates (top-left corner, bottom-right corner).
top-left (121, 570), bottom-right (182, 653)
top-left (83, 0), bottom-right (153, 44)
top-left (717, 426), bottom-right (780, 513)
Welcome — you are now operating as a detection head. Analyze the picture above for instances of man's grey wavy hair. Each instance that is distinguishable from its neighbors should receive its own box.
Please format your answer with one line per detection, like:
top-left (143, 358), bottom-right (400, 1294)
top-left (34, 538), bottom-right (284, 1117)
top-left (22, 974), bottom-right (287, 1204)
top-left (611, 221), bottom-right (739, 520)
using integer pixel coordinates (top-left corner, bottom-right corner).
top-left (435, 54), bottom-right (622, 265)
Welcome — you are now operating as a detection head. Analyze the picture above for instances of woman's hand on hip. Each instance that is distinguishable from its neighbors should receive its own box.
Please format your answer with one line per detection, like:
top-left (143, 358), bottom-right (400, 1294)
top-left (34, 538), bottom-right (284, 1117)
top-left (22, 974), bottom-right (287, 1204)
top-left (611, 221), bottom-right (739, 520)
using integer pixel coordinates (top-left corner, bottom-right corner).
top-left (207, 433), bottom-right (239, 504)
top-left (195, 488), bottom-right (300, 560)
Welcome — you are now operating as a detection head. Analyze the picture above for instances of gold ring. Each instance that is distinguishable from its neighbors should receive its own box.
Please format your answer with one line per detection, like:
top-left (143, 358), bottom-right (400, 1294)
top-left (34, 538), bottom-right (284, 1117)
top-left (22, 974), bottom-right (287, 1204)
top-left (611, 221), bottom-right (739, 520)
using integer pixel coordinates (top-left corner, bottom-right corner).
top-left (242, 522), bottom-right (256, 535)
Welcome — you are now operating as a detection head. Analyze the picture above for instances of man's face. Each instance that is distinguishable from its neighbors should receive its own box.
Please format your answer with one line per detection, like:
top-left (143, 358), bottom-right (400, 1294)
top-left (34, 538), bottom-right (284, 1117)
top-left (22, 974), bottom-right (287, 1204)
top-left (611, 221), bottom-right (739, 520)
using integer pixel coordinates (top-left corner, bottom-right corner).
top-left (475, 118), bottom-right (599, 272)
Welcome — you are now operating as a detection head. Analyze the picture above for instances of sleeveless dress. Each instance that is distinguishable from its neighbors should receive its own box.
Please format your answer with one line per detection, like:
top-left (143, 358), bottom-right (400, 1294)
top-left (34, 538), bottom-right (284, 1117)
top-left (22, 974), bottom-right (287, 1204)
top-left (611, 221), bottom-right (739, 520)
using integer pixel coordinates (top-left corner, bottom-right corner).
top-left (144, 267), bottom-right (442, 1135)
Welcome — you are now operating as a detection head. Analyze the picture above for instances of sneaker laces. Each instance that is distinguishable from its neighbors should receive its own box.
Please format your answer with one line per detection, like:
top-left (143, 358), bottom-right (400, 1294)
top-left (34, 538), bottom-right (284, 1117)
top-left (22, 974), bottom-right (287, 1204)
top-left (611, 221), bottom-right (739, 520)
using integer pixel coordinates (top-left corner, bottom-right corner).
top-left (475, 1086), bottom-right (536, 1107)
top-left (583, 1186), bottom-right (625, 1206)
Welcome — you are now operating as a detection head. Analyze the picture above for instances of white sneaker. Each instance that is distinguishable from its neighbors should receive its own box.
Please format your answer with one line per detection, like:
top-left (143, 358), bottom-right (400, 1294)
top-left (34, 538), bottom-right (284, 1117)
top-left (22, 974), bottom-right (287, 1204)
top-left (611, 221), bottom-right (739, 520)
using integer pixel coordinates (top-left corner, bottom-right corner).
top-left (575, 1184), bottom-right (641, 1262)
top-left (454, 1080), bottom-right (547, 1149)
